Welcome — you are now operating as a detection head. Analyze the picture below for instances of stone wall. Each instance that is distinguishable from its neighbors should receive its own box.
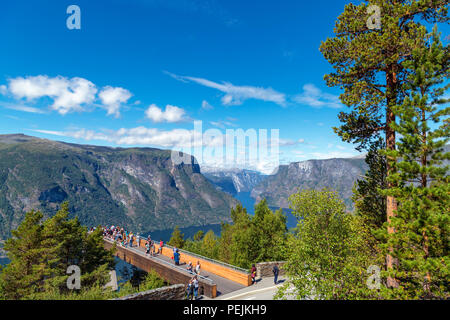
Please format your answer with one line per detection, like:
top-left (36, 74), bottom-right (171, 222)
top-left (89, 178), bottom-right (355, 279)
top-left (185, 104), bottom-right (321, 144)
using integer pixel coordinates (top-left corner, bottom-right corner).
top-left (113, 284), bottom-right (185, 300)
top-left (256, 262), bottom-right (286, 279)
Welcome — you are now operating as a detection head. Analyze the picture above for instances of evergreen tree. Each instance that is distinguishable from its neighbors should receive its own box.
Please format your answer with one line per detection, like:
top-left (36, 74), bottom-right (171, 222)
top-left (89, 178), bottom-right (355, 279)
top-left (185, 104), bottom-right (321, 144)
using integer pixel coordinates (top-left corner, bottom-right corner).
top-left (379, 27), bottom-right (449, 299)
top-left (168, 226), bottom-right (185, 248)
top-left (320, 0), bottom-right (448, 287)
top-left (0, 202), bottom-right (115, 299)
top-left (229, 204), bottom-right (253, 268)
top-left (250, 199), bottom-right (287, 264)
top-left (218, 222), bottom-right (233, 264)
top-left (201, 230), bottom-right (219, 259)
top-left (0, 210), bottom-right (46, 299)
top-left (193, 230), bottom-right (205, 242)
top-left (229, 201), bottom-right (288, 269)
top-left (352, 138), bottom-right (387, 229)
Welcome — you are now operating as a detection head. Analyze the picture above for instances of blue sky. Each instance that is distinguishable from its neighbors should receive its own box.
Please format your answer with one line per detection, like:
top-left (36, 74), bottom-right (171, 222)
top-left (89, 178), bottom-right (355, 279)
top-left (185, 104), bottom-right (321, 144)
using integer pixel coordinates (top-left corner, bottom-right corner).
top-left (0, 0), bottom-right (446, 173)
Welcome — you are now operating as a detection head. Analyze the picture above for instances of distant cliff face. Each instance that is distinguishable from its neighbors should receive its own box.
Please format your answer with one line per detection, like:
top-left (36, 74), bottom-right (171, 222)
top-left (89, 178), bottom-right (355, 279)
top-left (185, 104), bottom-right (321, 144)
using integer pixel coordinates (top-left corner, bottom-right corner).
top-left (202, 167), bottom-right (266, 194)
top-left (251, 158), bottom-right (368, 209)
top-left (0, 134), bottom-right (238, 240)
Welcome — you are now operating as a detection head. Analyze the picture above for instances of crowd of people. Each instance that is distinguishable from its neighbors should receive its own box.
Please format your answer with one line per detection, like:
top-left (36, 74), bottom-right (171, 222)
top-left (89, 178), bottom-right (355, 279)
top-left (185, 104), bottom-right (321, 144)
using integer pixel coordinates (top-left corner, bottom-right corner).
top-left (100, 225), bottom-right (208, 300)
top-left (101, 225), bottom-right (163, 257)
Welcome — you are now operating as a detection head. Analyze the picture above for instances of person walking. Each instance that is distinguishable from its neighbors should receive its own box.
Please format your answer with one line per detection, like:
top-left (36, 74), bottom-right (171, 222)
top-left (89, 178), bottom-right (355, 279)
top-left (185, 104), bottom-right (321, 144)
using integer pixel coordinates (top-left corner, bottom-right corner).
top-left (145, 241), bottom-right (150, 255)
top-left (251, 264), bottom-right (257, 285)
top-left (186, 279), bottom-right (194, 300)
top-left (150, 239), bottom-right (155, 256)
top-left (129, 233), bottom-right (133, 247)
top-left (174, 249), bottom-right (180, 266)
top-left (192, 275), bottom-right (199, 300)
top-left (159, 239), bottom-right (163, 254)
top-left (273, 263), bottom-right (279, 285)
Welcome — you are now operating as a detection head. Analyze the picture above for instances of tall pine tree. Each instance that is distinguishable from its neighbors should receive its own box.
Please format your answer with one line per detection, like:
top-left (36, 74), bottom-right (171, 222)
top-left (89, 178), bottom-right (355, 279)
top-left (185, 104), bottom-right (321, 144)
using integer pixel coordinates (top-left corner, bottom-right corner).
top-left (379, 26), bottom-right (449, 299)
top-left (320, 0), bottom-right (448, 287)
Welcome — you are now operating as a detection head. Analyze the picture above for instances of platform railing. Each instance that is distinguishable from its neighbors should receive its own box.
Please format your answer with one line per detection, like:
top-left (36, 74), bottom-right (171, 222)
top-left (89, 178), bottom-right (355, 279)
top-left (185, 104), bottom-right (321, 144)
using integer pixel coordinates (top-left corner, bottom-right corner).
top-left (104, 238), bottom-right (215, 284)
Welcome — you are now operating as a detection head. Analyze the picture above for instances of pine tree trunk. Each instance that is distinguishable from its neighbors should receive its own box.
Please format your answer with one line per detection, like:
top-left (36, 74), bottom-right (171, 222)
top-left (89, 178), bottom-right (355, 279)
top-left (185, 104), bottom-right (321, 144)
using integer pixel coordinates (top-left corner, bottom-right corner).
top-left (386, 67), bottom-right (399, 289)
top-left (421, 107), bottom-right (431, 296)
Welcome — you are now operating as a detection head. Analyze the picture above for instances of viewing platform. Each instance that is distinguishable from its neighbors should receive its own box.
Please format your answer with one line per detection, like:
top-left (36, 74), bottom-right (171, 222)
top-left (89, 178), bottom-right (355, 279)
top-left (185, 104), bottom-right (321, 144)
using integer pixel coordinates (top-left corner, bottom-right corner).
top-left (103, 238), bottom-right (251, 298)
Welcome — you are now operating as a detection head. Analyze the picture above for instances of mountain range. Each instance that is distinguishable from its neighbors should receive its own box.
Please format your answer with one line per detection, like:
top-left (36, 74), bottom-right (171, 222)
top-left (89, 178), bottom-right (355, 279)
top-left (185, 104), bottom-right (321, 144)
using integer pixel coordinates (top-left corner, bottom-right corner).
top-left (202, 166), bottom-right (266, 195)
top-left (1, 134), bottom-right (447, 240)
top-left (0, 134), bottom-right (238, 240)
top-left (251, 157), bottom-right (368, 209)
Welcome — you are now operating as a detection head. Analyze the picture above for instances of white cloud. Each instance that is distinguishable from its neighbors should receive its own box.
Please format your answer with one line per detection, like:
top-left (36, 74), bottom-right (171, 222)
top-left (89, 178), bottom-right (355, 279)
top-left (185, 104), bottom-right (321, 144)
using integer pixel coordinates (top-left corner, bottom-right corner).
top-left (31, 126), bottom-right (220, 149)
top-left (0, 85), bottom-right (7, 95)
top-left (145, 104), bottom-right (187, 123)
top-left (31, 126), bottom-right (285, 174)
top-left (98, 86), bottom-right (132, 117)
top-left (294, 84), bottom-right (342, 109)
top-left (0, 102), bottom-right (46, 114)
top-left (292, 150), bottom-right (307, 158)
top-left (277, 138), bottom-right (298, 147)
top-left (166, 71), bottom-right (286, 106)
top-left (310, 151), bottom-right (357, 159)
top-left (201, 100), bottom-right (214, 110)
top-left (8, 75), bottom-right (97, 115)
top-left (210, 120), bottom-right (237, 129)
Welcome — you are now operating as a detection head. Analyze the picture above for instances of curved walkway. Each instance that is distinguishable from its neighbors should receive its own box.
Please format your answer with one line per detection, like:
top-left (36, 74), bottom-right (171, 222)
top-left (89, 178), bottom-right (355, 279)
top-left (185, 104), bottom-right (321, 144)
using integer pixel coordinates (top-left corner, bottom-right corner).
top-left (117, 242), bottom-right (246, 297)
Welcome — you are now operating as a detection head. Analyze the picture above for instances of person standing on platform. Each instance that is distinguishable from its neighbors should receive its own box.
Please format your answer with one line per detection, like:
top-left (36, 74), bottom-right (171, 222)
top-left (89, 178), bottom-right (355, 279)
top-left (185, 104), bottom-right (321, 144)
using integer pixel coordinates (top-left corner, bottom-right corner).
top-left (273, 263), bottom-right (279, 285)
top-left (159, 239), bottom-right (163, 254)
top-left (174, 249), bottom-right (180, 266)
top-left (251, 264), bottom-right (257, 285)
top-left (195, 261), bottom-right (201, 276)
top-left (192, 275), bottom-right (199, 300)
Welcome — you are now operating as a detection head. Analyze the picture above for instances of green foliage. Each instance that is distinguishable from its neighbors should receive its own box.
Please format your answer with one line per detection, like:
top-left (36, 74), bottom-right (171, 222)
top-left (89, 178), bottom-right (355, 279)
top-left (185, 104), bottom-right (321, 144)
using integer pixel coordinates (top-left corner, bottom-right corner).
top-left (201, 230), bottom-right (220, 259)
top-left (228, 201), bottom-right (288, 269)
top-left (277, 189), bottom-right (379, 300)
top-left (170, 201), bottom-right (288, 270)
top-left (168, 226), bottom-right (185, 248)
top-left (117, 270), bottom-right (166, 298)
top-left (320, 0), bottom-right (447, 151)
top-left (0, 210), bottom-right (46, 299)
top-left (352, 138), bottom-right (387, 229)
top-left (377, 27), bottom-right (449, 299)
top-left (193, 230), bottom-right (205, 242)
top-left (22, 270), bottom-right (166, 300)
top-left (0, 202), bottom-right (115, 300)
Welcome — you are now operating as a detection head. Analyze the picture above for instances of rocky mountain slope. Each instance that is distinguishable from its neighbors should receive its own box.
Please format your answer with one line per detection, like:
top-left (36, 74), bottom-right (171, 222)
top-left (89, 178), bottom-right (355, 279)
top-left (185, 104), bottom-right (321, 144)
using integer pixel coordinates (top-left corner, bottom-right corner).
top-left (201, 167), bottom-right (266, 195)
top-left (251, 158), bottom-right (369, 209)
top-left (0, 134), bottom-right (238, 240)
